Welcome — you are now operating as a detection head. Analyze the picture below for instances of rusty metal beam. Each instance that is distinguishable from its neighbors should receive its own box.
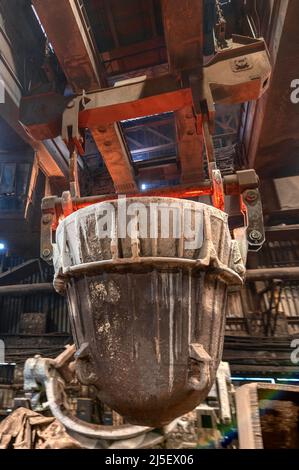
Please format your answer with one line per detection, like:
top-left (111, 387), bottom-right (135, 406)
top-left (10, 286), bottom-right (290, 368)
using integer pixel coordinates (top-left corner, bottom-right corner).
top-left (32, 0), bottom-right (105, 92)
top-left (92, 123), bottom-right (137, 193)
top-left (0, 86), bottom-right (66, 179)
top-left (104, 0), bottom-right (120, 49)
top-left (21, 73), bottom-right (189, 193)
top-left (161, 0), bottom-right (204, 183)
top-left (20, 38), bottom-right (271, 138)
top-left (265, 224), bottom-right (299, 241)
top-left (175, 107), bottom-right (204, 183)
top-left (32, 0), bottom-right (137, 192)
top-left (246, 267), bottom-right (299, 282)
top-left (0, 82), bottom-right (66, 181)
top-left (35, 142), bottom-right (68, 180)
top-left (161, 0), bottom-right (203, 72)
top-left (243, 0), bottom-right (299, 178)
top-left (20, 34), bottom-right (271, 196)
top-left (0, 18), bottom-right (66, 181)
top-left (148, 0), bottom-right (158, 37)
top-left (41, 173), bottom-right (248, 219)
top-left (20, 75), bottom-right (192, 140)
top-left (80, 75), bottom-right (192, 128)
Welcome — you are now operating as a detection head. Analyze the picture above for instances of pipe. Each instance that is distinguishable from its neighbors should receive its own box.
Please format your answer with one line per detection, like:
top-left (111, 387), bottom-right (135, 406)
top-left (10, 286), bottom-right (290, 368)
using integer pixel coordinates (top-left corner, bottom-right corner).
top-left (246, 267), bottom-right (299, 281)
top-left (2, 268), bottom-right (296, 296)
top-left (72, 181), bottom-right (214, 210)
top-left (0, 283), bottom-right (54, 296)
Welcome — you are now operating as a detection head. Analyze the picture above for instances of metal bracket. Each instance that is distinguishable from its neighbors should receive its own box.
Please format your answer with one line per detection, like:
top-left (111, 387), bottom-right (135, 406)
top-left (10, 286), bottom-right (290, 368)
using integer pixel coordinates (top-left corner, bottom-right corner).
top-left (62, 98), bottom-right (85, 198)
top-left (188, 343), bottom-right (212, 392)
top-left (202, 35), bottom-right (271, 128)
top-left (236, 170), bottom-right (265, 251)
top-left (40, 196), bottom-right (57, 262)
top-left (62, 97), bottom-right (84, 156)
top-left (225, 169), bottom-right (265, 252)
top-left (241, 188), bottom-right (265, 251)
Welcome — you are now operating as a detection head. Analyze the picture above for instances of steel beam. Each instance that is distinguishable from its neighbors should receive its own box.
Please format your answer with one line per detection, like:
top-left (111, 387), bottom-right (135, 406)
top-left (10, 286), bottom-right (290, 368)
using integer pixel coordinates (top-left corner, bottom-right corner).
top-left (161, 0), bottom-right (203, 72)
top-left (32, 0), bottom-right (105, 92)
top-left (20, 34), bottom-right (271, 194)
top-left (265, 224), bottom-right (299, 241)
top-left (20, 75), bottom-right (192, 140)
top-left (161, 0), bottom-right (204, 183)
top-left (32, 0), bottom-right (137, 192)
top-left (20, 38), bottom-right (271, 138)
top-left (246, 267), bottom-right (299, 281)
top-left (243, 0), bottom-right (299, 178)
top-left (175, 107), bottom-right (204, 183)
top-left (0, 283), bottom-right (54, 296)
top-left (71, 181), bottom-right (212, 210)
top-left (80, 75), bottom-right (192, 128)
top-left (0, 88), bottom-right (66, 180)
top-left (0, 19), bottom-right (66, 181)
top-left (92, 123), bottom-right (137, 193)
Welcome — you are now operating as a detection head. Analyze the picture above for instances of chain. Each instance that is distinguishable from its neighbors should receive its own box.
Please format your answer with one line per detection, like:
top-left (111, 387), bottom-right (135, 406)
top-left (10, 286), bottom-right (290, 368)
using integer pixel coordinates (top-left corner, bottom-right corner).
top-left (215, 0), bottom-right (228, 49)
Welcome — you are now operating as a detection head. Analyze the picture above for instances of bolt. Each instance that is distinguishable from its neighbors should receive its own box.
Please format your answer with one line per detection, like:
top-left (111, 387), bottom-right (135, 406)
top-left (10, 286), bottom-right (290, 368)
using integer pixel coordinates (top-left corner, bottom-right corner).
top-left (42, 214), bottom-right (52, 225)
top-left (249, 230), bottom-right (262, 242)
top-left (245, 190), bottom-right (258, 203)
top-left (234, 57), bottom-right (249, 70)
top-left (42, 249), bottom-right (51, 258)
top-left (214, 173), bottom-right (222, 184)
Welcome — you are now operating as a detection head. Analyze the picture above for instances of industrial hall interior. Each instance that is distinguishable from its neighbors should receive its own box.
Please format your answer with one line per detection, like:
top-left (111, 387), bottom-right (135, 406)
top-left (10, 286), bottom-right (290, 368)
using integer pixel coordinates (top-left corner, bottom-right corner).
top-left (0, 0), bottom-right (298, 451)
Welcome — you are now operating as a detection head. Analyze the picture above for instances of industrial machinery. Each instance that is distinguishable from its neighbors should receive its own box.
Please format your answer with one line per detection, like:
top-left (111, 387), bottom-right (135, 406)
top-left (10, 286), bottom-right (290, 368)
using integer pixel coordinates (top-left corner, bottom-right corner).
top-left (21, 34), bottom-right (271, 447)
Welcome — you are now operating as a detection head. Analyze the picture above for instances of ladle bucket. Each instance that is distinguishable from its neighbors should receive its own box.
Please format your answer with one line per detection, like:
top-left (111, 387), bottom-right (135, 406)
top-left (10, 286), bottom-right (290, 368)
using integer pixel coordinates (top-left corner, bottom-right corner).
top-left (53, 197), bottom-right (244, 426)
